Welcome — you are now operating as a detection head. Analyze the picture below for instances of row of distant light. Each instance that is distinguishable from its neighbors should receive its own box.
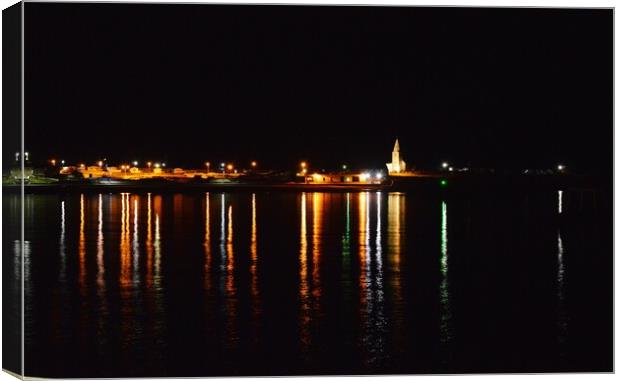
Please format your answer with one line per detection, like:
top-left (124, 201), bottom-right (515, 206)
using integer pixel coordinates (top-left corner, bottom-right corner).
top-left (23, 153), bottom-right (567, 174)
top-left (203, 161), bottom-right (258, 171)
top-left (441, 161), bottom-right (566, 172)
top-left (43, 158), bottom-right (259, 171)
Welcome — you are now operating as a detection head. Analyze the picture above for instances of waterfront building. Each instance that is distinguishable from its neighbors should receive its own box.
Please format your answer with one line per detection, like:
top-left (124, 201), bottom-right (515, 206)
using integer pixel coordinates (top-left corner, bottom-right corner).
top-left (300, 172), bottom-right (382, 184)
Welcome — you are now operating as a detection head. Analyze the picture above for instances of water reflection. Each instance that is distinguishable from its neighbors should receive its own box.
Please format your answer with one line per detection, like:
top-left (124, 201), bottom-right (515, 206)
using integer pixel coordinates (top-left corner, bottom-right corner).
top-left (59, 201), bottom-right (66, 282)
top-left (154, 195), bottom-right (162, 285)
top-left (120, 193), bottom-right (131, 287)
top-left (97, 195), bottom-right (105, 291)
top-left (360, 192), bottom-right (387, 366)
top-left (79, 194), bottom-right (86, 295)
top-left (204, 193), bottom-right (211, 290)
top-left (387, 193), bottom-right (405, 354)
top-left (312, 193), bottom-right (323, 297)
top-left (387, 193), bottom-right (404, 267)
top-left (13, 240), bottom-right (21, 289)
top-left (250, 194), bottom-right (258, 297)
top-left (223, 196), bottom-right (238, 350)
top-left (146, 194), bottom-right (154, 288)
top-left (557, 207), bottom-right (567, 348)
top-left (440, 201), bottom-right (452, 346)
top-left (96, 194), bottom-right (108, 347)
top-left (341, 193), bottom-right (351, 306)
top-left (132, 197), bottom-right (140, 285)
top-left (220, 194), bottom-right (226, 273)
top-left (17, 189), bottom-right (603, 376)
top-left (299, 193), bottom-right (310, 349)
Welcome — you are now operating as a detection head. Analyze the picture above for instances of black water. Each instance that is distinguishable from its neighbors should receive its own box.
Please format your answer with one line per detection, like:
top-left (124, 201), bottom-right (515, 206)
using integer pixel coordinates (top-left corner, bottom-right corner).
top-left (3, 190), bottom-right (612, 377)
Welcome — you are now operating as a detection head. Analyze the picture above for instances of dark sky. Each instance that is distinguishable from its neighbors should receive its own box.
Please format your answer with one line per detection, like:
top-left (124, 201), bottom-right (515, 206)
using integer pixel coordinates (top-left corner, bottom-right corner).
top-left (21, 4), bottom-right (612, 173)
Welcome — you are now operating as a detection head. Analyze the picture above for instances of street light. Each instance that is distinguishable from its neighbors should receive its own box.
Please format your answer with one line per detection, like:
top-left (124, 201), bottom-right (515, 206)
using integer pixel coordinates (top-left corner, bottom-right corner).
top-left (205, 162), bottom-right (211, 172)
top-left (442, 162), bottom-right (449, 169)
top-left (133, 161), bottom-right (138, 167)
top-left (227, 164), bottom-right (233, 171)
top-left (557, 164), bottom-right (565, 171)
top-left (342, 164), bottom-right (347, 171)
top-left (147, 161), bottom-right (152, 168)
top-left (300, 161), bottom-right (307, 169)
top-left (98, 160), bottom-right (103, 167)
top-left (251, 161), bottom-right (257, 168)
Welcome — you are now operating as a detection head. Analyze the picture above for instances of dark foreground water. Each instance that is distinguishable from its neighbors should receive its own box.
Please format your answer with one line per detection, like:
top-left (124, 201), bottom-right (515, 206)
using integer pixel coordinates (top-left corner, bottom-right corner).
top-left (4, 190), bottom-right (612, 377)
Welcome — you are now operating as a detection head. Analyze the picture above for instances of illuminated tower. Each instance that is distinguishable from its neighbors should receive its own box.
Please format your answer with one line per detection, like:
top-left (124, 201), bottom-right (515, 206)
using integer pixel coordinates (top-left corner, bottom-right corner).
top-left (386, 139), bottom-right (407, 173)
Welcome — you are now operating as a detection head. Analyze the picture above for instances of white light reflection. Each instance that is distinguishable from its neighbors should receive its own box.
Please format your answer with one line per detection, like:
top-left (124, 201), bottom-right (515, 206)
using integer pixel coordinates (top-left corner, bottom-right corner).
top-left (97, 194), bottom-right (106, 298)
top-left (59, 201), bottom-right (66, 282)
top-left (204, 193), bottom-right (211, 290)
top-left (440, 201), bottom-right (452, 346)
top-left (557, 229), bottom-right (567, 347)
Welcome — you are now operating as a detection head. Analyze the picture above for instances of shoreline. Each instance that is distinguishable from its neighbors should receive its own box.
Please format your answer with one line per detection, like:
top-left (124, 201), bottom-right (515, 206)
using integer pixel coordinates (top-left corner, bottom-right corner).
top-left (2, 173), bottom-right (610, 194)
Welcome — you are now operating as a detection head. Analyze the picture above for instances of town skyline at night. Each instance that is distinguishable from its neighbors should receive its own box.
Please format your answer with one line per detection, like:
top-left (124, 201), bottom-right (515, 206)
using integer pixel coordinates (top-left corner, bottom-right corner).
top-left (7, 4), bottom-right (611, 175)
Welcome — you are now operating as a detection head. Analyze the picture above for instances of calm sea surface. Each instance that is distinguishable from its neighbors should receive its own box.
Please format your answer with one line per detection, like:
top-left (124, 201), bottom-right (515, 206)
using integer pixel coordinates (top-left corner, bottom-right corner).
top-left (4, 190), bottom-right (612, 377)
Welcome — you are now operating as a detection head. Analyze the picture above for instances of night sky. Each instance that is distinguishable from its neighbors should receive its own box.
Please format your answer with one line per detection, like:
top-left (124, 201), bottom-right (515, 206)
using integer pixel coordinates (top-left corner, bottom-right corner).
top-left (20, 4), bottom-right (612, 173)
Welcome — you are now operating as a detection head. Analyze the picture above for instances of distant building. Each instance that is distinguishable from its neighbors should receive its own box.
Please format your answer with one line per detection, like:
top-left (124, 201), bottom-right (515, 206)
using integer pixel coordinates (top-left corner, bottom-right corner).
top-left (386, 139), bottom-right (407, 173)
top-left (296, 171), bottom-right (383, 184)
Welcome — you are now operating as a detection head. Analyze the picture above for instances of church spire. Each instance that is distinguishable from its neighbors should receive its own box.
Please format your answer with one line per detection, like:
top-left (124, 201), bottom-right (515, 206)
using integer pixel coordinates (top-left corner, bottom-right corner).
top-left (393, 139), bottom-right (400, 152)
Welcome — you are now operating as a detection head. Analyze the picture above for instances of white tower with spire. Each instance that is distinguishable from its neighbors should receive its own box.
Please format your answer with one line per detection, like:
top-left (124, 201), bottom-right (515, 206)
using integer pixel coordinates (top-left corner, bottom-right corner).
top-left (386, 138), bottom-right (407, 173)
